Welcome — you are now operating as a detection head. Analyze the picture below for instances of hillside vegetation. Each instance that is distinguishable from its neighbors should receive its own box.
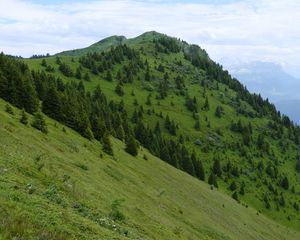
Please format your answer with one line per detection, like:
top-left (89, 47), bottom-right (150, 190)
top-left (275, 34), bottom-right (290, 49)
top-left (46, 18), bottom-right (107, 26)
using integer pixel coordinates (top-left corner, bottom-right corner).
top-left (0, 31), bottom-right (299, 237)
top-left (0, 99), bottom-right (299, 240)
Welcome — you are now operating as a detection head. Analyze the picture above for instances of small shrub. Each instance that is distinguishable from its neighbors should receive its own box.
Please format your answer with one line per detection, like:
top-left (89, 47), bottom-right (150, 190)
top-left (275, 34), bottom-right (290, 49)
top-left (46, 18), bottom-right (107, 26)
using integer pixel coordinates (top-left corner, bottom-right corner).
top-left (5, 104), bottom-right (14, 115)
top-left (109, 199), bottom-right (125, 222)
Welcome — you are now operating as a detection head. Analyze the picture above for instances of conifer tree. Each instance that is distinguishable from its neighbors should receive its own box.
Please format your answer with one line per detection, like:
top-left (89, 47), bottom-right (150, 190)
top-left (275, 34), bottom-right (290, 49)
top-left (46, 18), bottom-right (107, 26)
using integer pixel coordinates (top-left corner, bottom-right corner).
top-left (146, 94), bottom-right (151, 106)
top-left (5, 104), bottom-right (14, 115)
top-left (154, 121), bottom-right (161, 134)
top-left (191, 152), bottom-right (205, 181)
top-left (215, 105), bottom-right (222, 118)
top-left (31, 111), bottom-right (48, 134)
top-left (203, 96), bottom-right (210, 110)
top-left (229, 181), bottom-right (237, 191)
top-left (125, 135), bottom-right (138, 156)
top-left (232, 191), bottom-right (239, 201)
top-left (42, 87), bottom-right (62, 121)
top-left (102, 133), bottom-right (113, 156)
top-left (165, 115), bottom-right (171, 130)
top-left (239, 182), bottom-right (245, 195)
top-left (145, 67), bottom-right (150, 81)
top-left (181, 146), bottom-right (195, 176)
top-left (116, 125), bottom-right (125, 141)
top-left (208, 173), bottom-right (218, 188)
top-left (22, 78), bottom-right (39, 113)
top-left (169, 121), bottom-right (177, 136)
top-left (41, 59), bottom-right (47, 67)
top-left (131, 110), bottom-right (139, 124)
top-left (194, 120), bottom-right (200, 131)
top-left (106, 71), bottom-right (113, 81)
top-left (280, 176), bottom-right (289, 190)
top-left (212, 158), bottom-right (222, 177)
top-left (75, 67), bottom-right (82, 80)
top-left (296, 159), bottom-right (300, 173)
top-left (115, 84), bottom-right (124, 96)
top-left (84, 72), bottom-right (90, 81)
top-left (20, 109), bottom-right (28, 125)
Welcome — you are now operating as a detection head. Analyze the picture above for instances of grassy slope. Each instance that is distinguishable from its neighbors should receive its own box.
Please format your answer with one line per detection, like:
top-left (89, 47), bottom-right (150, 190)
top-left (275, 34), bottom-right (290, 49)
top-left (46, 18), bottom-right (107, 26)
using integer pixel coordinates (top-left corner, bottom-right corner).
top-left (1, 100), bottom-right (300, 240)
top-left (25, 41), bottom-right (300, 231)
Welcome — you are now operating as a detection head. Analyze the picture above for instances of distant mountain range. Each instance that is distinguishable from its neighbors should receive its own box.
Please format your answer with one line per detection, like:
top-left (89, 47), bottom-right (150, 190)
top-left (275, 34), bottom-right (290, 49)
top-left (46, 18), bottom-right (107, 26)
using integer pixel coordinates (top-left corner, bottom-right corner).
top-left (227, 61), bottom-right (300, 124)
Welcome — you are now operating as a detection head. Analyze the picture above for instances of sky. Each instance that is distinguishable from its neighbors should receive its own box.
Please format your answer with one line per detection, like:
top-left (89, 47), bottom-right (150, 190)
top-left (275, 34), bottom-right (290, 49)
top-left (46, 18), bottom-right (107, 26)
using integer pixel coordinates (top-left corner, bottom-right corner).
top-left (0, 0), bottom-right (299, 76)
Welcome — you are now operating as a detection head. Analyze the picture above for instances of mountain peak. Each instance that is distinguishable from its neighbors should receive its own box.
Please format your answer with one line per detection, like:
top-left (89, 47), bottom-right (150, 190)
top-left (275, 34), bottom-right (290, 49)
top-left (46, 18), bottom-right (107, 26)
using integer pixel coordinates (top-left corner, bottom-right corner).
top-left (92, 35), bottom-right (127, 46)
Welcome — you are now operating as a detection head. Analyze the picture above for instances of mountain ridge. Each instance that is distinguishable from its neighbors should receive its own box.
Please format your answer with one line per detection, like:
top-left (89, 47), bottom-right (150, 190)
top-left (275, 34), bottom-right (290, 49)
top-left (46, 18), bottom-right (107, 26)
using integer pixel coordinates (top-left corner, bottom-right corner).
top-left (57, 31), bottom-right (170, 56)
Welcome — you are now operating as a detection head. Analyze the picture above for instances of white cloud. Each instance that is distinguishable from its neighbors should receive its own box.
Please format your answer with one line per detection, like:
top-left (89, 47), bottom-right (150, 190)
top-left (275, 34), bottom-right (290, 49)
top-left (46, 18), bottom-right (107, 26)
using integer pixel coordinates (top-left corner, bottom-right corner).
top-left (0, 0), bottom-right (299, 71)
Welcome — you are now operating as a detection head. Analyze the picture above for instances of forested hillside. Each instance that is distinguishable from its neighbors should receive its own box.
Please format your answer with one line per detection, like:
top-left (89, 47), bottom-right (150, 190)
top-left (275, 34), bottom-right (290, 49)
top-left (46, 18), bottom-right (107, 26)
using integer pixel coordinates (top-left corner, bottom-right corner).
top-left (0, 31), bottom-right (299, 234)
top-left (1, 98), bottom-right (299, 240)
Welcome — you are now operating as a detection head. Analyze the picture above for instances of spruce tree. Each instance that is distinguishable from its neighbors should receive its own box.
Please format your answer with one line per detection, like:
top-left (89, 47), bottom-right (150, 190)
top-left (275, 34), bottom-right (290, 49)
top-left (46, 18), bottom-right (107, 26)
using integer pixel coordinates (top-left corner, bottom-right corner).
top-left (102, 133), bottom-right (113, 156)
top-left (212, 158), bottom-right (222, 177)
top-left (181, 146), bottom-right (195, 176)
top-left (280, 176), bottom-right (289, 190)
top-left (115, 84), bottom-right (124, 96)
top-left (208, 173), bottom-right (218, 188)
top-left (116, 125), bottom-right (125, 141)
top-left (125, 135), bottom-right (138, 156)
top-left (106, 71), bottom-right (113, 81)
top-left (22, 78), bottom-right (39, 114)
top-left (229, 181), bottom-right (237, 191)
top-left (203, 97), bottom-right (209, 110)
top-left (42, 87), bottom-right (62, 121)
top-left (194, 120), bottom-right (200, 131)
top-left (75, 67), bottom-right (82, 80)
top-left (84, 72), bottom-right (90, 81)
top-left (215, 106), bottom-right (222, 118)
top-left (191, 152), bottom-right (205, 181)
top-left (31, 111), bottom-right (48, 134)
top-left (239, 182), bottom-right (245, 195)
top-left (165, 115), bottom-right (171, 130)
top-left (5, 104), bottom-right (14, 115)
top-left (296, 159), bottom-right (300, 173)
top-left (154, 121), bottom-right (161, 134)
top-left (41, 59), bottom-right (47, 67)
top-left (20, 109), bottom-right (28, 125)
top-left (232, 191), bottom-right (239, 201)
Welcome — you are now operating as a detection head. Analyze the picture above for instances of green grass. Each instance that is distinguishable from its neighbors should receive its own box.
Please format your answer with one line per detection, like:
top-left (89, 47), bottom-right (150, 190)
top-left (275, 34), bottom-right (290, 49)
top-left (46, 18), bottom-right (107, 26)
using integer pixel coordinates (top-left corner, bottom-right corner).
top-left (1, 99), bottom-right (299, 239)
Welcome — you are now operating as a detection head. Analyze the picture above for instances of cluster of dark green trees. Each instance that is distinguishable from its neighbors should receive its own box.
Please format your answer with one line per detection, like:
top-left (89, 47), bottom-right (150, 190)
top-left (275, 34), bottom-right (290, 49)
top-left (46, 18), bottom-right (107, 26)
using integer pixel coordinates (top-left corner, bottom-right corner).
top-left (78, 45), bottom-right (143, 83)
top-left (184, 42), bottom-right (300, 136)
top-left (0, 52), bottom-right (205, 178)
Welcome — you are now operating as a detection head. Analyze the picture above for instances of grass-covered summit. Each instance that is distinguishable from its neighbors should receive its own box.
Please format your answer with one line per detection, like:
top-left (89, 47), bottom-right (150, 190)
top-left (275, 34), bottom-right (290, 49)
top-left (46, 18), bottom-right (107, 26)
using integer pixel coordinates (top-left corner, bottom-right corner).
top-left (0, 31), bottom-right (300, 238)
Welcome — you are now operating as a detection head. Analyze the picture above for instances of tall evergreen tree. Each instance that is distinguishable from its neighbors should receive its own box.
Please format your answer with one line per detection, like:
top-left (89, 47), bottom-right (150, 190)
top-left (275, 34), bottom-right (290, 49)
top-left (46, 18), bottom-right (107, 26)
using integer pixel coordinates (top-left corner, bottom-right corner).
top-left (102, 133), bottom-right (113, 156)
top-left (20, 109), bottom-right (28, 125)
top-left (125, 135), bottom-right (138, 156)
top-left (106, 71), bottom-right (113, 81)
top-left (203, 97), bottom-right (209, 110)
top-left (75, 67), bottom-right (82, 80)
top-left (191, 152), bottom-right (205, 181)
top-left (115, 84), bottom-right (124, 96)
top-left (31, 111), bottom-right (48, 134)
top-left (5, 104), bottom-right (14, 114)
top-left (42, 87), bottom-right (62, 121)
top-left (181, 146), bottom-right (195, 176)
top-left (280, 176), bottom-right (289, 190)
top-left (21, 78), bottom-right (39, 113)
top-left (212, 158), bottom-right (222, 177)
top-left (194, 120), bottom-right (200, 131)
top-left (208, 173), bottom-right (218, 188)
top-left (84, 72), bottom-right (90, 81)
